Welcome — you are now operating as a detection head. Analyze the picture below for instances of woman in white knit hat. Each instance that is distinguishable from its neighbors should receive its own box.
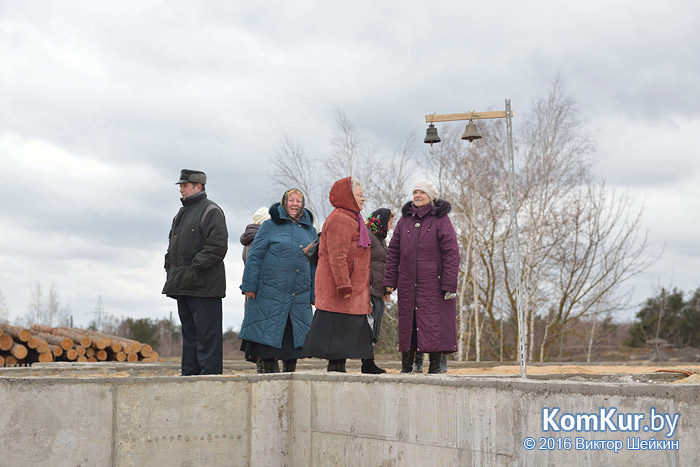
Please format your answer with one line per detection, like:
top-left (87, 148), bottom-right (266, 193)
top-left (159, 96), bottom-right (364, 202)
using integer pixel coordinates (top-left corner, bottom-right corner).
top-left (239, 206), bottom-right (273, 372)
top-left (383, 179), bottom-right (460, 374)
top-left (240, 207), bottom-right (271, 262)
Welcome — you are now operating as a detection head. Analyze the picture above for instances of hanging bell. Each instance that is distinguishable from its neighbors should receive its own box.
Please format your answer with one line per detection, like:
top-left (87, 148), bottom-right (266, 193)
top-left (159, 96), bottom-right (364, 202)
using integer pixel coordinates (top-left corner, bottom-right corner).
top-left (461, 120), bottom-right (482, 142)
top-left (424, 123), bottom-right (441, 146)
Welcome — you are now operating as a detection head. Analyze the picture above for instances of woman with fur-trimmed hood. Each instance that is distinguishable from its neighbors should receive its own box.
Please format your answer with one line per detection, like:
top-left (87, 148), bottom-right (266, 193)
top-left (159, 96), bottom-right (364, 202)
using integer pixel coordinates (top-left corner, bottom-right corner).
top-left (239, 189), bottom-right (317, 373)
top-left (383, 180), bottom-right (460, 374)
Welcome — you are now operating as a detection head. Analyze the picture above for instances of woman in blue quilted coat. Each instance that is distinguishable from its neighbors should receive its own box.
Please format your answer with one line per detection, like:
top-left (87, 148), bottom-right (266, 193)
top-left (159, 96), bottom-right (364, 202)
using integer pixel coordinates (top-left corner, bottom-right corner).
top-left (239, 189), bottom-right (317, 373)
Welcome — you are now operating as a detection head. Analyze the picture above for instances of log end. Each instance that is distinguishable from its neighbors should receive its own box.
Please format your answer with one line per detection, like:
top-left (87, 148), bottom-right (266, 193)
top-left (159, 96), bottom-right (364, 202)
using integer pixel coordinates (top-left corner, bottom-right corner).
top-left (36, 340), bottom-right (49, 354)
top-left (38, 352), bottom-right (53, 363)
top-left (0, 334), bottom-right (14, 351)
top-left (140, 344), bottom-right (153, 357)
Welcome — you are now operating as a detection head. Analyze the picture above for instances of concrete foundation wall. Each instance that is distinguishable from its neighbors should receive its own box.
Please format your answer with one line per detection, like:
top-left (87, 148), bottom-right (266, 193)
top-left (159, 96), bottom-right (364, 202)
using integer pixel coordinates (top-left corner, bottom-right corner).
top-left (1, 372), bottom-right (698, 466)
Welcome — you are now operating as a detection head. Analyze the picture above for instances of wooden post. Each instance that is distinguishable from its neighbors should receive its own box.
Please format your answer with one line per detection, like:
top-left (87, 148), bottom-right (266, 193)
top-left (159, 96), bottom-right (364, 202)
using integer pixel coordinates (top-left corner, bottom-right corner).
top-left (424, 110), bottom-right (514, 123)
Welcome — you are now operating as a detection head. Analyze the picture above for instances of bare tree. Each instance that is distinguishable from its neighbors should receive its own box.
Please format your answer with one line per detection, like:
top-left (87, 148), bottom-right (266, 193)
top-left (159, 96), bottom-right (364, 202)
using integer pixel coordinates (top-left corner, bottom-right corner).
top-left (0, 288), bottom-right (9, 323)
top-left (432, 123), bottom-right (511, 360)
top-left (270, 134), bottom-right (330, 227)
top-left (516, 75), bottom-right (594, 361)
top-left (271, 108), bottom-right (416, 226)
top-left (27, 281), bottom-right (44, 325)
top-left (362, 134), bottom-right (416, 216)
top-left (419, 77), bottom-right (653, 362)
top-left (324, 107), bottom-right (372, 181)
top-left (23, 281), bottom-right (71, 326)
top-left (535, 183), bottom-right (653, 360)
top-left (270, 80), bottom-right (653, 362)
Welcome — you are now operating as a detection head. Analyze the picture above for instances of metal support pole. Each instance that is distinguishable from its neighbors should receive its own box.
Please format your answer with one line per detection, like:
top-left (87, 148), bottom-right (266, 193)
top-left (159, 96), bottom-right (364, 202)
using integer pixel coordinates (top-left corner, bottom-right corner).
top-left (505, 98), bottom-right (526, 379)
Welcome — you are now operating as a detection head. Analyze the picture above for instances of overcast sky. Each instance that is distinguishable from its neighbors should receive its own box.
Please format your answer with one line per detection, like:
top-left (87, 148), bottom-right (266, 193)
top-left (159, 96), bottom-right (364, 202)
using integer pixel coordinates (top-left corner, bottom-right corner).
top-left (1, 1), bottom-right (698, 329)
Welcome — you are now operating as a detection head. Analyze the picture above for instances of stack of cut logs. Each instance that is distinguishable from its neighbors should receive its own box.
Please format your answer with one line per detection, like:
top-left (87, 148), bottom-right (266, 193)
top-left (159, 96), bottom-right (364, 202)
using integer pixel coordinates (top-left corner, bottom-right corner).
top-left (0, 323), bottom-right (159, 367)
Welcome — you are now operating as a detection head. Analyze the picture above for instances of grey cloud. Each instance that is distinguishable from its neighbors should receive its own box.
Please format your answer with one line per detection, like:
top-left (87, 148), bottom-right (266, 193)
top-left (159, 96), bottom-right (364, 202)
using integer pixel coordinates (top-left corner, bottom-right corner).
top-left (1, 0), bottom-right (699, 328)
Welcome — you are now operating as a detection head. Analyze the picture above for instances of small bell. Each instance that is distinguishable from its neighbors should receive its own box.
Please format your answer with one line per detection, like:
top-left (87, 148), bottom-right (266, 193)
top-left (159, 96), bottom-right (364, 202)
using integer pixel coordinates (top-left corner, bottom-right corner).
top-left (461, 120), bottom-right (482, 142)
top-left (424, 123), bottom-right (441, 146)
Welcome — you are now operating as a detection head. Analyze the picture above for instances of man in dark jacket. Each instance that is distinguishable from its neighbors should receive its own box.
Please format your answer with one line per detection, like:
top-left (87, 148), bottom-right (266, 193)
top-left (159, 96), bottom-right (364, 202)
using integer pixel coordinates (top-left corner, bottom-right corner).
top-left (163, 169), bottom-right (228, 375)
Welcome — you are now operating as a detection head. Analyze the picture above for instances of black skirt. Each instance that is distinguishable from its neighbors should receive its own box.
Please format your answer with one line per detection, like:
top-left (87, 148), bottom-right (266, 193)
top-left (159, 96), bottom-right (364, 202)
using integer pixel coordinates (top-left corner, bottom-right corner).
top-left (302, 309), bottom-right (374, 360)
top-left (240, 315), bottom-right (304, 361)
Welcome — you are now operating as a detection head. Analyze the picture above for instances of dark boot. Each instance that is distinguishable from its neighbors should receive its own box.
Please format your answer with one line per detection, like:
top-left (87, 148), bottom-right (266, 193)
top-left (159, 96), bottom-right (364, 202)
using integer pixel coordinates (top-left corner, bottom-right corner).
top-left (282, 359), bottom-right (297, 373)
top-left (262, 359), bottom-right (279, 373)
top-left (256, 358), bottom-right (264, 374)
top-left (441, 353), bottom-right (447, 373)
top-left (361, 359), bottom-right (386, 374)
top-left (428, 352), bottom-right (443, 374)
top-left (401, 350), bottom-right (416, 373)
top-left (413, 352), bottom-right (424, 373)
top-left (327, 359), bottom-right (346, 373)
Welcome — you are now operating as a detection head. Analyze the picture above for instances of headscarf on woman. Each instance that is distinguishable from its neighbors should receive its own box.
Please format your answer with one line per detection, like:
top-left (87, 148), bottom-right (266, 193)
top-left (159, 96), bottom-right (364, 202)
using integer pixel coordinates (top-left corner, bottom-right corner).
top-left (330, 178), bottom-right (370, 248)
top-left (367, 208), bottom-right (393, 240)
top-left (281, 188), bottom-right (305, 222)
top-left (303, 176), bottom-right (374, 372)
top-left (239, 188), bottom-right (317, 373)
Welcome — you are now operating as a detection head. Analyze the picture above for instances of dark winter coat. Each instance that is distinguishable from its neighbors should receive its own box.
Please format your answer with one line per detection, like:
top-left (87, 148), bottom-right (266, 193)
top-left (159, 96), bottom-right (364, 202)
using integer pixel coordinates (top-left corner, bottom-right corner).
top-left (314, 177), bottom-right (371, 315)
top-left (240, 223), bottom-right (260, 263)
top-left (368, 228), bottom-right (388, 298)
top-left (162, 191), bottom-right (228, 298)
top-left (383, 199), bottom-right (460, 352)
top-left (238, 203), bottom-right (317, 348)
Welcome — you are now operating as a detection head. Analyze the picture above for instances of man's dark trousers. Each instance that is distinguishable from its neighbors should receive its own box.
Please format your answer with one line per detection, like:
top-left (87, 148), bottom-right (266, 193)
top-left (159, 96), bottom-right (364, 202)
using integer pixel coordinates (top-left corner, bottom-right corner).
top-left (176, 296), bottom-right (223, 375)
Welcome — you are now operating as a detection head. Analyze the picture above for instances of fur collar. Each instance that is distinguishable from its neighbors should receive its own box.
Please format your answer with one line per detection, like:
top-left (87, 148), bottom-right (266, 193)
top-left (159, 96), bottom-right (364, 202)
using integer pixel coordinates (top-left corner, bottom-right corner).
top-left (269, 202), bottom-right (314, 227)
top-left (401, 199), bottom-right (452, 218)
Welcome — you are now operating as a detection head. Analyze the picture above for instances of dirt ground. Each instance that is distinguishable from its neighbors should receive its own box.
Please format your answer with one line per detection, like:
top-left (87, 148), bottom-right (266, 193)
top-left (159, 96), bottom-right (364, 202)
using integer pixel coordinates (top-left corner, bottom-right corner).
top-left (5, 362), bottom-right (700, 384)
top-left (446, 364), bottom-right (700, 377)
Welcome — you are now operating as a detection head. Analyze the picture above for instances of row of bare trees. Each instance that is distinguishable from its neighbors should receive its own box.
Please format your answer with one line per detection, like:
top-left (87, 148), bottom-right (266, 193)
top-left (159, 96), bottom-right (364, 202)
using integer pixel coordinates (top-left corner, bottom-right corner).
top-left (270, 78), bottom-right (653, 362)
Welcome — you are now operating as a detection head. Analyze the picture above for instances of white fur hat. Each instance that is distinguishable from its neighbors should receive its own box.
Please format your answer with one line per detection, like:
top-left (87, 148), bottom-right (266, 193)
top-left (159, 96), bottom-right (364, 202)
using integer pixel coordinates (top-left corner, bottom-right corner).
top-left (413, 179), bottom-right (439, 202)
top-left (252, 207), bottom-right (271, 225)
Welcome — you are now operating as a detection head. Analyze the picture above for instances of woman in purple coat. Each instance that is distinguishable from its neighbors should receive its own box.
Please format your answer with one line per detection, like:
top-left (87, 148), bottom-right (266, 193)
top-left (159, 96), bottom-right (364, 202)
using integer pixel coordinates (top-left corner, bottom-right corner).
top-left (383, 180), bottom-right (460, 374)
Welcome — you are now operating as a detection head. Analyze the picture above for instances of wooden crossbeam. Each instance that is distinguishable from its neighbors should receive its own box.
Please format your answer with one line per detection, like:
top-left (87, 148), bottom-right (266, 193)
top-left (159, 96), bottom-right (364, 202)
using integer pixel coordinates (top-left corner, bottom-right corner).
top-left (425, 110), bottom-right (513, 123)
